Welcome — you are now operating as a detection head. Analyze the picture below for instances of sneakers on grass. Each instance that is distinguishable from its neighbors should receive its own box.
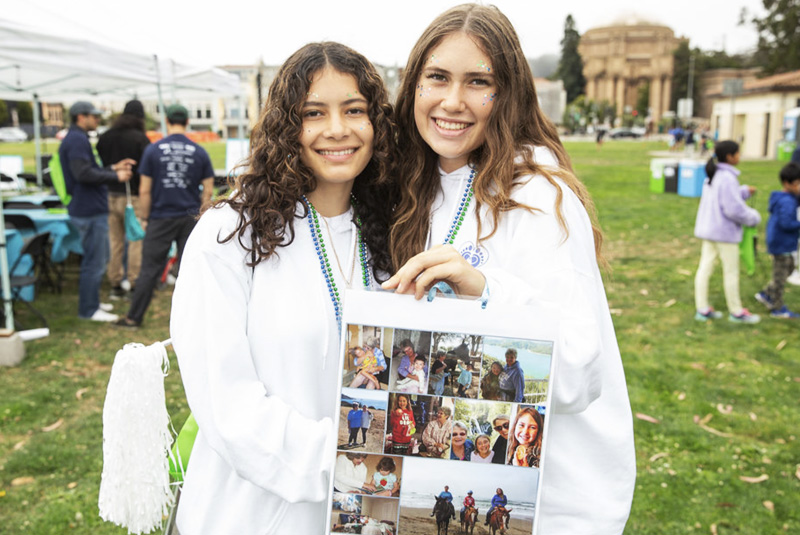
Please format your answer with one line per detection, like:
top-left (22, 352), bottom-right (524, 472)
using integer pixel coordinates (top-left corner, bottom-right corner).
top-left (695, 308), bottom-right (723, 321)
top-left (109, 286), bottom-right (127, 300)
top-left (754, 291), bottom-right (774, 309)
top-left (770, 306), bottom-right (800, 319)
top-left (729, 308), bottom-right (761, 324)
top-left (113, 317), bottom-right (141, 330)
top-left (88, 308), bottom-right (119, 322)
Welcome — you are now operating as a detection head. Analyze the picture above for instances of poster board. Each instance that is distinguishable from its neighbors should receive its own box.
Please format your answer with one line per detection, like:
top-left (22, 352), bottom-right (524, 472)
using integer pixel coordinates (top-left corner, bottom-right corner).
top-left (326, 290), bottom-right (558, 535)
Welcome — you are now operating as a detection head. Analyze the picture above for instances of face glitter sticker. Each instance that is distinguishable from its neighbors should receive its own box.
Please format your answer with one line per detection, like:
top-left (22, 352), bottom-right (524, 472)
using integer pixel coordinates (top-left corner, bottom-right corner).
top-left (417, 84), bottom-right (432, 98)
top-left (359, 120), bottom-right (371, 131)
top-left (306, 92), bottom-right (319, 99)
top-left (477, 60), bottom-right (491, 72)
top-left (482, 93), bottom-right (497, 106)
top-left (346, 90), bottom-right (359, 97)
top-left (428, 54), bottom-right (439, 65)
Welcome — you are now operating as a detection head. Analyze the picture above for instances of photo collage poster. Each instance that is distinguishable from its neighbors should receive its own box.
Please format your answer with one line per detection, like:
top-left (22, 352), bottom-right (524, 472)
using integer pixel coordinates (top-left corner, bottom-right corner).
top-left (327, 291), bottom-right (558, 535)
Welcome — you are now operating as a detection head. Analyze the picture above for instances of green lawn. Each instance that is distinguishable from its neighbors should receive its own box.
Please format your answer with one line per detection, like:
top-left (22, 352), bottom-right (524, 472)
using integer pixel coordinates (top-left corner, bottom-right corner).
top-left (1, 140), bottom-right (798, 534)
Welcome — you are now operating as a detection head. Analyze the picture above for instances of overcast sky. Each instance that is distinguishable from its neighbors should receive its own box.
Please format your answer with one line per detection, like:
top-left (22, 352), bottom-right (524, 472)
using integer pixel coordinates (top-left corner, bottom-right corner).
top-left (7, 0), bottom-right (765, 69)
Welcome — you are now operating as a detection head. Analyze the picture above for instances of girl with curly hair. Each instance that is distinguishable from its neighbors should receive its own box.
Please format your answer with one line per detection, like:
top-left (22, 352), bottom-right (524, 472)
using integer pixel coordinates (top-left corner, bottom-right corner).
top-left (170, 42), bottom-right (395, 534)
top-left (381, 4), bottom-right (635, 533)
top-left (506, 406), bottom-right (543, 467)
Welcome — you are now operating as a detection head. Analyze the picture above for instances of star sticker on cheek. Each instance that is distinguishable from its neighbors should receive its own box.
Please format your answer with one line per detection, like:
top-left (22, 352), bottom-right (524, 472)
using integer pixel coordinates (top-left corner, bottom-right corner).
top-left (482, 93), bottom-right (497, 106)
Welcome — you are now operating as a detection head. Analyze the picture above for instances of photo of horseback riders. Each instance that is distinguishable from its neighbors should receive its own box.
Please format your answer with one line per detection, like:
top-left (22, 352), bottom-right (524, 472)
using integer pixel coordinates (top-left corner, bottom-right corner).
top-left (396, 459), bottom-right (537, 535)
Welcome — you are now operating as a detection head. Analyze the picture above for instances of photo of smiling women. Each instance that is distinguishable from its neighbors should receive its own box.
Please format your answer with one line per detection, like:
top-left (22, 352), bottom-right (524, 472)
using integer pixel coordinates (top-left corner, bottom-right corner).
top-left (383, 4), bottom-right (635, 534)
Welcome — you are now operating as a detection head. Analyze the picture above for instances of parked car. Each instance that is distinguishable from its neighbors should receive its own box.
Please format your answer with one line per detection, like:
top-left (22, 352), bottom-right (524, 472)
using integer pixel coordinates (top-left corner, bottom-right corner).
top-left (609, 127), bottom-right (643, 139)
top-left (0, 127), bottom-right (29, 142)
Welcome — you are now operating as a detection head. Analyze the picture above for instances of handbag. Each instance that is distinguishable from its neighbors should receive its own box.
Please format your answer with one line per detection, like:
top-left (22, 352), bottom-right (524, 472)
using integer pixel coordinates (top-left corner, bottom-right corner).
top-left (124, 181), bottom-right (146, 242)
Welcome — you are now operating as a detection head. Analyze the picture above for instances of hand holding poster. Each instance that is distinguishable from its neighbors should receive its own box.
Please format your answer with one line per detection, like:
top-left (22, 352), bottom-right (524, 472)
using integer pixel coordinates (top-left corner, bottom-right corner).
top-left (327, 290), bottom-right (559, 535)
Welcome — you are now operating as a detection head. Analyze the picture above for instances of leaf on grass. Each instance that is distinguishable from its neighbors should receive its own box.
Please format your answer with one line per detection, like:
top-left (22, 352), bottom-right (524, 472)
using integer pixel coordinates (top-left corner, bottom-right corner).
top-left (711, 523), bottom-right (718, 535)
top-left (609, 308), bottom-right (623, 316)
top-left (664, 298), bottom-right (677, 307)
top-left (635, 413), bottom-right (660, 424)
top-left (716, 404), bottom-right (733, 415)
top-left (649, 452), bottom-right (668, 462)
top-left (74, 339), bottom-right (81, 345)
top-left (678, 269), bottom-right (692, 276)
top-left (749, 412), bottom-right (758, 421)
top-left (13, 439), bottom-right (28, 451)
top-left (700, 424), bottom-right (735, 438)
top-left (11, 476), bottom-right (35, 486)
top-left (41, 418), bottom-right (63, 432)
top-left (795, 465), bottom-right (800, 481)
top-left (776, 340), bottom-right (786, 351)
top-left (690, 362), bottom-right (707, 371)
top-left (762, 457), bottom-right (772, 464)
top-left (685, 330), bottom-right (694, 337)
top-left (698, 413), bottom-right (714, 425)
top-left (67, 482), bottom-right (77, 489)
top-left (640, 289), bottom-right (649, 296)
top-left (677, 392), bottom-right (686, 401)
top-left (739, 474), bottom-right (769, 483)
top-left (75, 388), bottom-right (88, 400)
top-left (762, 500), bottom-right (774, 512)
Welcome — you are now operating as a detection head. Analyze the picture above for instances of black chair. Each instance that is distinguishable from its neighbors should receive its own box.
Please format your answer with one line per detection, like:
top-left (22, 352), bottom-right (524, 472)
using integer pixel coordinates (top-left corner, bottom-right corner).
top-left (4, 213), bottom-right (37, 234)
top-left (8, 232), bottom-right (52, 330)
top-left (3, 201), bottom-right (45, 210)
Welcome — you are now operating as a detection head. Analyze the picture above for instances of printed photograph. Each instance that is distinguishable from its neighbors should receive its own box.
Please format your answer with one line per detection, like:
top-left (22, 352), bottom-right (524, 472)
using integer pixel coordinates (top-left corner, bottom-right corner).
top-left (331, 495), bottom-right (399, 534)
top-left (479, 337), bottom-right (553, 403)
top-left (338, 388), bottom-right (388, 453)
top-left (343, 325), bottom-right (392, 391)
top-left (397, 457), bottom-right (537, 535)
top-left (450, 399), bottom-right (513, 463)
top-left (427, 332), bottom-right (483, 398)
top-left (388, 330), bottom-right (432, 393)
top-left (333, 452), bottom-right (404, 497)
top-left (506, 405), bottom-right (546, 468)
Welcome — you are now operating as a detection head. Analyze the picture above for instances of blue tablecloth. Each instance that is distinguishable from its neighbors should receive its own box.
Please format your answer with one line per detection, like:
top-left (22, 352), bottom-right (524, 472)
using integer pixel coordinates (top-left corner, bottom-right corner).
top-left (3, 208), bottom-right (82, 262)
top-left (3, 228), bottom-right (34, 301)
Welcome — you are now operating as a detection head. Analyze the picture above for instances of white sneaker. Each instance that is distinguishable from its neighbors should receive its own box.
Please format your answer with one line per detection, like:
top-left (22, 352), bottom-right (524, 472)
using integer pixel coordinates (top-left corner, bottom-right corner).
top-left (787, 270), bottom-right (800, 286)
top-left (99, 303), bottom-right (114, 312)
top-left (120, 279), bottom-right (132, 291)
top-left (88, 309), bottom-right (119, 322)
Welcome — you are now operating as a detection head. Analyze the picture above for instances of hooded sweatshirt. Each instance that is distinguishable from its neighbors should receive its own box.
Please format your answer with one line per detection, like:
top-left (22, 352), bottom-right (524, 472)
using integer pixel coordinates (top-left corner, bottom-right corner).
top-left (694, 163), bottom-right (761, 243)
top-left (766, 190), bottom-right (800, 255)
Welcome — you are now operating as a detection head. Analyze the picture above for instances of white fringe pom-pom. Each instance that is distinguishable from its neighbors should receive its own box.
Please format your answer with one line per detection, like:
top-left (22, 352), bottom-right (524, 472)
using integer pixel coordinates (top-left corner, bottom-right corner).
top-left (99, 342), bottom-right (174, 534)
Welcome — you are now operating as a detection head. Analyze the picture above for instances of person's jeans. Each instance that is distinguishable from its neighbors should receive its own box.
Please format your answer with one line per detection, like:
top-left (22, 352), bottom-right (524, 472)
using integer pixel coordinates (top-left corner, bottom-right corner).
top-left (70, 213), bottom-right (110, 318)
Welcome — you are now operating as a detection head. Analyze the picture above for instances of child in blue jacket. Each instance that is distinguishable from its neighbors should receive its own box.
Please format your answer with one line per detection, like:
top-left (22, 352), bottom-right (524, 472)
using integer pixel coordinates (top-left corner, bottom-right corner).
top-left (755, 163), bottom-right (800, 318)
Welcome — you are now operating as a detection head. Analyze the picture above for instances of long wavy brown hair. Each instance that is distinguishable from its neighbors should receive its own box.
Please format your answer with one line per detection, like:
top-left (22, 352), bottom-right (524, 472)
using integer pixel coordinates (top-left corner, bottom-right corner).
top-left (389, 4), bottom-right (604, 270)
top-left (214, 42), bottom-right (396, 279)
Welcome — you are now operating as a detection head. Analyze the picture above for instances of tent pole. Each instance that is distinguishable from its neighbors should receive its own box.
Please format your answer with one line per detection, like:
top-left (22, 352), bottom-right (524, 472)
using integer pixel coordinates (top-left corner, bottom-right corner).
top-left (33, 93), bottom-right (43, 188)
top-left (154, 55), bottom-right (167, 136)
top-left (0, 202), bottom-right (15, 331)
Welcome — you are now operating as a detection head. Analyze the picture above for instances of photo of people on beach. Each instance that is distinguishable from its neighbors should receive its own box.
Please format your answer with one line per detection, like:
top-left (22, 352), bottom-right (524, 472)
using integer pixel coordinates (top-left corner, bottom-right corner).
top-left (343, 325), bottom-right (392, 391)
top-left (338, 388), bottom-right (388, 453)
top-left (397, 457), bottom-right (537, 535)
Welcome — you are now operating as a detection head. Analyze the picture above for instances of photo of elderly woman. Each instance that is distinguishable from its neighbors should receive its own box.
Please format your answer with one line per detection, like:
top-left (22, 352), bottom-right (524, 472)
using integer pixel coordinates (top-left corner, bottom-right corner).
top-left (419, 397), bottom-right (455, 458)
top-left (481, 338), bottom-right (553, 404)
top-left (344, 325), bottom-right (391, 390)
top-left (388, 330), bottom-right (432, 392)
top-left (427, 332), bottom-right (483, 398)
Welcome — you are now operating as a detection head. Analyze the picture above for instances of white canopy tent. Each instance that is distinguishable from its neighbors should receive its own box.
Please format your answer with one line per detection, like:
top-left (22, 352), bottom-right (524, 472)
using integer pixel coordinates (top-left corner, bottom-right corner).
top-left (0, 18), bottom-right (243, 332)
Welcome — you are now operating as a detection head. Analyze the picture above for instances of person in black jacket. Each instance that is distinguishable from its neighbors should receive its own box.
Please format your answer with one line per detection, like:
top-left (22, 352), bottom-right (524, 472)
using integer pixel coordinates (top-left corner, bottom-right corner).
top-left (96, 100), bottom-right (150, 299)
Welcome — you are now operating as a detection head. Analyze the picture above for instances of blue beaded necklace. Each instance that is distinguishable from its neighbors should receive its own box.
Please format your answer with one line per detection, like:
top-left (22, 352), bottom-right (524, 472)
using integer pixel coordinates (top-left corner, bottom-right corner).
top-left (442, 164), bottom-right (476, 245)
top-left (302, 195), bottom-right (372, 331)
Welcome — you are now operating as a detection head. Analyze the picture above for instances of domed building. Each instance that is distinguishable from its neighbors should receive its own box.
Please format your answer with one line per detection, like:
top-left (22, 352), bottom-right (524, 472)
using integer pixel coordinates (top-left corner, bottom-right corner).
top-left (578, 17), bottom-right (686, 122)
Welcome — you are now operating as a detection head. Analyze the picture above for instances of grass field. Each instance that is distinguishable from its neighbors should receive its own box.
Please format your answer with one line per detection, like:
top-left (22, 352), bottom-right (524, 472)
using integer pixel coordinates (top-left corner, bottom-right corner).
top-left (1, 139), bottom-right (798, 534)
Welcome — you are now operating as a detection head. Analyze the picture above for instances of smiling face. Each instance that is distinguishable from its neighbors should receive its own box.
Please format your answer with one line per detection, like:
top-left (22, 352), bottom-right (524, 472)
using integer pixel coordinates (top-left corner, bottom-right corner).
top-left (476, 435), bottom-right (490, 455)
top-left (451, 425), bottom-right (467, 447)
top-left (493, 418), bottom-right (509, 438)
top-left (514, 413), bottom-right (540, 446)
top-left (300, 67), bottom-right (374, 196)
top-left (491, 362), bottom-right (502, 376)
top-left (413, 32), bottom-right (496, 173)
top-left (413, 359), bottom-right (425, 371)
top-left (397, 395), bottom-right (409, 410)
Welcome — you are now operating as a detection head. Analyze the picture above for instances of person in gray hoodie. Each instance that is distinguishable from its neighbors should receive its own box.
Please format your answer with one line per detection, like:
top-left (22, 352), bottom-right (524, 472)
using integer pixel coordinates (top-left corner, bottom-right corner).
top-left (693, 140), bottom-right (762, 323)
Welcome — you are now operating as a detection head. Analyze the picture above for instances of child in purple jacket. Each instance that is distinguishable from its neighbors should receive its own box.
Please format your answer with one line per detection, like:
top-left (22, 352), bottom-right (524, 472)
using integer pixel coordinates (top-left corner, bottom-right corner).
top-left (693, 140), bottom-right (762, 323)
top-left (755, 163), bottom-right (800, 318)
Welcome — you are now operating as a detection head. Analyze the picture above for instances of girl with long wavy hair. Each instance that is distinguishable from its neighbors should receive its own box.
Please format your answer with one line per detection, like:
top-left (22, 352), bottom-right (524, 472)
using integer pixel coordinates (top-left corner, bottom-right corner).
top-left (382, 4), bottom-right (635, 533)
top-left (170, 42), bottom-right (395, 534)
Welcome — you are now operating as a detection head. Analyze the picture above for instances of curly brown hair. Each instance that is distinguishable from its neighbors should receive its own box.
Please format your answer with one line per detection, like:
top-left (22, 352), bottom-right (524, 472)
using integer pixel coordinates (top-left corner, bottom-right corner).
top-left (214, 42), bottom-right (396, 279)
top-left (389, 4), bottom-right (604, 271)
